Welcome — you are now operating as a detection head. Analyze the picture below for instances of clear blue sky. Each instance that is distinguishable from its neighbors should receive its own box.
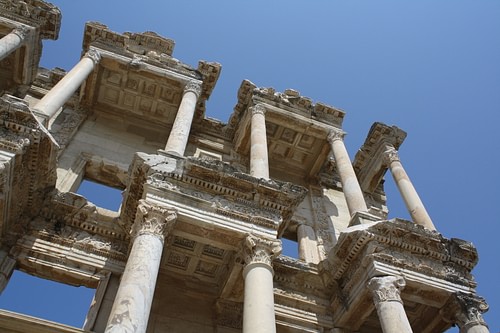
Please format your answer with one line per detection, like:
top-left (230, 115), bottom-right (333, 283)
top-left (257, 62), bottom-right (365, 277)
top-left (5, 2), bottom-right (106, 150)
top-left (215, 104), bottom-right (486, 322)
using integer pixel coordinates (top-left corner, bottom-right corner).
top-left (1, 1), bottom-right (499, 331)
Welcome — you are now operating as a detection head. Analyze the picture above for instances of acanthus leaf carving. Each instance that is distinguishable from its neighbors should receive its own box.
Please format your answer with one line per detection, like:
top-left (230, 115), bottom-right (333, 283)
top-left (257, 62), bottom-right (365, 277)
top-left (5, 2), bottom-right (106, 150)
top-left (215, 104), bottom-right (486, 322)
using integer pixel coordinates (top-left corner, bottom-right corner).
top-left (367, 275), bottom-right (405, 304)
top-left (131, 200), bottom-right (177, 242)
top-left (243, 233), bottom-right (282, 267)
top-left (440, 292), bottom-right (489, 330)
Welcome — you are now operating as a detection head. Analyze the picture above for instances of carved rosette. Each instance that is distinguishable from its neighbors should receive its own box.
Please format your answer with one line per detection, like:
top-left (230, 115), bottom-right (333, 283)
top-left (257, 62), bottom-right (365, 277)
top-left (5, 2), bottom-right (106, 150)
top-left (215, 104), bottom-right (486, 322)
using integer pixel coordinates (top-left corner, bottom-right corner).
top-left (184, 80), bottom-right (202, 99)
top-left (251, 104), bottom-right (266, 116)
top-left (84, 48), bottom-right (102, 65)
top-left (368, 276), bottom-right (406, 304)
top-left (382, 146), bottom-right (400, 166)
top-left (440, 292), bottom-right (489, 331)
top-left (327, 129), bottom-right (346, 144)
top-left (243, 234), bottom-right (282, 268)
top-left (131, 200), bottom-right (177, 243)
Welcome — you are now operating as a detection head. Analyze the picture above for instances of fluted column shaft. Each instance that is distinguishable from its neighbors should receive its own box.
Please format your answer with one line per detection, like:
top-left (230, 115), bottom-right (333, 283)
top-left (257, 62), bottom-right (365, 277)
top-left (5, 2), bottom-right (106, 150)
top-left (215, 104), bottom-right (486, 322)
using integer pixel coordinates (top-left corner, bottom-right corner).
top-left (0, 26), bottom-right (29, 61)
top-left (328, 130), bottom-right (368, 216)
top-left (441, 293), bottom-right (490, 333)
top-left (368, 276), bottom-right (413, 333)
top-left (33, 49), bottom-right (101, 122)
top-left (164, 81), bottom-right (202, 156)
top-left (105, 201), bottom-right (177, 333)
top-left (242, 235), bottom-right (281, 333)
top-left (250, 104), bottom-right (270, 179)
top-left (383, 147), bottom-right (436, 230)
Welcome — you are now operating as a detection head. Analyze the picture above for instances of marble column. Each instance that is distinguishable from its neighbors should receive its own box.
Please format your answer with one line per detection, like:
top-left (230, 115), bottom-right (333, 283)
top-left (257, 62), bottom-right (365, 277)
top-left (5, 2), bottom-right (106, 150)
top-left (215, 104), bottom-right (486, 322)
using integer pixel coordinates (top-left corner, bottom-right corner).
top-left (383, 147), bottom-right (436, 231)
top-left (368, 276), bottom-right (413, 333)
top-left (249, 104), bottom-right (270, 179)
top-left (33, 49), bottom-right (101, 122)
top-left (105, 201), bottom-right (177, 333)
top-left (441, 292), bottom-right (490, 333)
top-left (327, 130), bottom-right (368, 216)
top-left (164, 80), bottom-right (202, 156)
top-left (0, 26), bottom-right (29, 61)
top-left (297, 224), bottom-right (320, 264)
top-left (242, 234), bottom-right (281, 333)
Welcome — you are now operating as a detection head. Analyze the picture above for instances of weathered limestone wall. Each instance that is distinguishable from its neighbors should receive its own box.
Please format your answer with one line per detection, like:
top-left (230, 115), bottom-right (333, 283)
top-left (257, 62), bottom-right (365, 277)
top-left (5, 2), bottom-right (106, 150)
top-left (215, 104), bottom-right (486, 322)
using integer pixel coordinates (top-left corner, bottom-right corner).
top-left (56, 114), bottom-right (165, 192)
top-left (147, 278), bottom-right (217, 332)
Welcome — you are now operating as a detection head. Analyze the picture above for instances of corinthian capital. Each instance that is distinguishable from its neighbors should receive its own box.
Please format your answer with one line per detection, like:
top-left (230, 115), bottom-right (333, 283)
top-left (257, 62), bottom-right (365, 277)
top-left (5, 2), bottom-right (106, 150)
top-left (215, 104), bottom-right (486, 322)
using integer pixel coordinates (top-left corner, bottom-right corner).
top-left (184, 80), bottom-right (202, 98)
top-left (368, 276), bottom-right (406, 304)
top-left (251, 104), bottom-right (266, 116)
top-left (84, 48), bottom-right (101, 65)
top-left (12, 25), bottom-right (30, 40)
top-left (440, 292), bottom-right (489, 331)
top-left (131, 200), bottom-right (177, 242)
top-left (382, 146), bottom-right (400, 165)
top-left (243, 234), bottom-right (282, 267)
top-left (327, 129), bottom-right (345, 144)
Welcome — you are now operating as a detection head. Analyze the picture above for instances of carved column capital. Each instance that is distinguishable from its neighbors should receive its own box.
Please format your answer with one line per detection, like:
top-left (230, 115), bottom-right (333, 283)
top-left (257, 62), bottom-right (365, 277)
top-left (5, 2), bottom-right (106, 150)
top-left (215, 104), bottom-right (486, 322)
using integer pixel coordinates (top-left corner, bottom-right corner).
top-left (84, 48), bottom-right (102, 65)
top-left (184, 80), bottom-right (202, 98)
top-left (327, 129), bottom-right (346, 144)
top-left (243, 234), bottom-right (282, 267)
top-left (131, 200), bottom-right (177, 242)
top-left (382, 146), bottom-right (400, 165)
top-left (11, 25), bottom-right (30, 40)
top-left (440, 292), bottom-right (489, 331)
top-left (368, 276), bottom-right (406, 304)
top-left (251, 104), bottom-right (267, 116)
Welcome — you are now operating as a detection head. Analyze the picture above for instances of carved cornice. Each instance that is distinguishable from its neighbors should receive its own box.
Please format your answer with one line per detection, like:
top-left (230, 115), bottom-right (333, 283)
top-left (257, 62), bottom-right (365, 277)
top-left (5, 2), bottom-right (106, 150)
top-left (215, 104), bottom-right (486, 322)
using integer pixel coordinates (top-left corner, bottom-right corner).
top-left (226, 80), bottom-right (345, 140)
top-left (0, 95), bottom-right (57, 235)
top-left (368, 275), bottom-right (405, 304)
top-left (327, 219), bottom-right (478, 295)
top-left (353, 122), bottom-right (407, 194)
top-left (122, 153), bottom-right (308, 235)
top-left (243, 234), bottom-right (281, 267)
top-left (440, 292), bottom-right (489, 330)
top-left (131, 200), bottom-right (177, 242)
top-left (0, 0), bottom-right (61, 40)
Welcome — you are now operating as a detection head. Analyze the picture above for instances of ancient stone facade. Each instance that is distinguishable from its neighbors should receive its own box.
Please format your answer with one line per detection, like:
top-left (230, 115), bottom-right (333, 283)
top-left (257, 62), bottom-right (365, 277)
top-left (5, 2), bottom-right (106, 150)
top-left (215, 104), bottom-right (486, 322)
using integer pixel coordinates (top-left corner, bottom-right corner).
top-left (0, 2), bottom-right (490, 333)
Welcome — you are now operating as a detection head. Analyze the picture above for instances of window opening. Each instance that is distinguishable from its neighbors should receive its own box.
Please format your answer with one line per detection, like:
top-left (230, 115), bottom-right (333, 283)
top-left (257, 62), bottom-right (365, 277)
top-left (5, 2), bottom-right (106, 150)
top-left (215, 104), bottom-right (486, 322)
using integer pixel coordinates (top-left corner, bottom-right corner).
top-left (0, 270), bottom-right (95, 328)
top-left (76, 179), bottom-right (122, 211)
top-left (281, 237), bottom-right (299, 259)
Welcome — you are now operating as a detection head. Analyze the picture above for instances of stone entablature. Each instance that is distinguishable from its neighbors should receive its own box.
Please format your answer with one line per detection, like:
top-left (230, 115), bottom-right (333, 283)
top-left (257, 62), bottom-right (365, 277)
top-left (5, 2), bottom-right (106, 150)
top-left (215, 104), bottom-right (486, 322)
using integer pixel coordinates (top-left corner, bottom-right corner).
top-left (228, 79), bottom-right (345, 137)
top-left (0, 95), bottom-right (58, 243)
top-left (82, 22), bottom-right (221, 113)
top-left (325, 219), bottom-right (481, 332)
top-left (0, 0), bottom-right (61, 40)
top-left (122, 152), bottom-right (308, 237)
top-left (353, 122), bottom-right (407, 193)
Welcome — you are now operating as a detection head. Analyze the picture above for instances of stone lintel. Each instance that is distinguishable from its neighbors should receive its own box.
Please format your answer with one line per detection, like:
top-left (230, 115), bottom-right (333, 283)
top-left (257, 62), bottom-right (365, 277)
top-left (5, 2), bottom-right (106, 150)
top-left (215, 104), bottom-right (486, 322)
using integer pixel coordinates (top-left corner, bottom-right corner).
top-left (0, 0), bottom-right (61, 40)
top-left (353, 122), bottom-right (407, 194)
